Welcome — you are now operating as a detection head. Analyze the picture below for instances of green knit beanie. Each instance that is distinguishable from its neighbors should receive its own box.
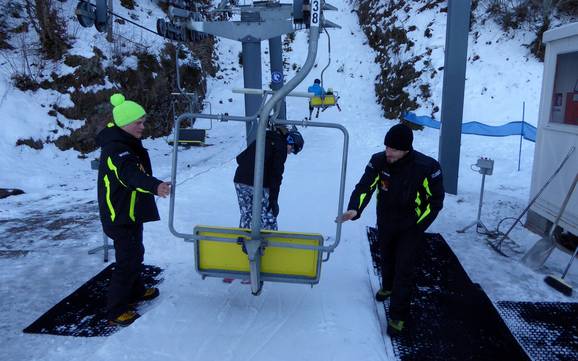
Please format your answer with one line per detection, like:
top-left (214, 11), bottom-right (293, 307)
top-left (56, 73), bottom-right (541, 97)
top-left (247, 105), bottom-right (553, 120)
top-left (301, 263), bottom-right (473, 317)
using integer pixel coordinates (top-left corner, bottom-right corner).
top-left (110, 93), bottom-right (146, 127)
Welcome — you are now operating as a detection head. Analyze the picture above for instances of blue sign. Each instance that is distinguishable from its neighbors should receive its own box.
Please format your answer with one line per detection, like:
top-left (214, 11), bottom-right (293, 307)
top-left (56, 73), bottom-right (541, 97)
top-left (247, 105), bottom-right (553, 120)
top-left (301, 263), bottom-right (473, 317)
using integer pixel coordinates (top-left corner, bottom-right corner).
top-left (271, 71), bottom-right (283, 84)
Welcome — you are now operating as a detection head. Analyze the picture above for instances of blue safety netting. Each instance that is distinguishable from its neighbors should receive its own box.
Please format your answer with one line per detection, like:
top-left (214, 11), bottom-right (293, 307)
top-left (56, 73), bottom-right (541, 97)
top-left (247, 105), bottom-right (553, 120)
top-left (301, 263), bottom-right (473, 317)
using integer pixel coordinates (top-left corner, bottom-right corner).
top-left (403, 112), bottom-right (537, 142)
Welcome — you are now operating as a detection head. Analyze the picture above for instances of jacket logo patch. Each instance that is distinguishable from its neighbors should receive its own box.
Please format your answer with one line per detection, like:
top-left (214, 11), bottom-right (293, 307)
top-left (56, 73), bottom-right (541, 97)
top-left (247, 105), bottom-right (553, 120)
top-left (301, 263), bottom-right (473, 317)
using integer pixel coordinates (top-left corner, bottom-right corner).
top-left (380, 178), bottom-right (390, 191)
top-left (431, 169), bottom-right (441, 178)
top-left (118, 151), bottom-right (130, 157)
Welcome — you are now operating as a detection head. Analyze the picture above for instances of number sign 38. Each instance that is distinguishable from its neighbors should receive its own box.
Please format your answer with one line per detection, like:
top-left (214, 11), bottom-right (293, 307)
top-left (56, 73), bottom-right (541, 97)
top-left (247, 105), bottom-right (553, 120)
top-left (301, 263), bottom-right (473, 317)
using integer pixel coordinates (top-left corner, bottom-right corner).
top-left (311, 0), bottom-right (321, 25)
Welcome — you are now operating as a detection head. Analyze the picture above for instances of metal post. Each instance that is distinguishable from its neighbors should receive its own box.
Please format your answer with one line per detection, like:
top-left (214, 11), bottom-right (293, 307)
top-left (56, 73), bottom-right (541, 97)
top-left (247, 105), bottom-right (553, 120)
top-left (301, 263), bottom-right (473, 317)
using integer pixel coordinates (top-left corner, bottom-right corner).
top-left (457, 172), bottom-right (489, 233)
top-left (269, 36), bottom-right (286, 120)
top-left (477, 173), bottom-right (486, 226)
top-left (103, 233), bottom-right (110, 262)
top-left (247, 2), bottom-right (322, 295)
top-left (438, 0), bottom-right (472, 195)
top-left (88, 232), bottom-right (114, 262)
top-left (250, 13), bottom-right (321, 239)
top-left (95, 0), bottom-right (108, 33)
top-left (518, 102), bottom-right (525, 172)
top-left (106, 0), bottom-right (113, 42)
top-left (242, 40), bottom-right (262, 145)
top-left (561, 246), bottom-right (578, 279)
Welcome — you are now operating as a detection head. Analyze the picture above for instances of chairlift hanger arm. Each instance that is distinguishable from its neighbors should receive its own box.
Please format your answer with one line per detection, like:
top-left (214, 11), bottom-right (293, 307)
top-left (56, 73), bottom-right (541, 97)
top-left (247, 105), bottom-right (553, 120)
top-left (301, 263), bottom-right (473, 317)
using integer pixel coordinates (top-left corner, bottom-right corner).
top-left (251, 2), bottom-right (323, 239)
top-left (233, 88), bottom-right (314, 98)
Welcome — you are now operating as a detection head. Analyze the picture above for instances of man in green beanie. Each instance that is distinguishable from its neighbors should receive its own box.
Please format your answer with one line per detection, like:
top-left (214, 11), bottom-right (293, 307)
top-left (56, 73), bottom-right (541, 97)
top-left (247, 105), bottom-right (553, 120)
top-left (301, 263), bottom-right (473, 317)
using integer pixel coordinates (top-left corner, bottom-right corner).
top-left (96, 93), bottom-right (171, 326)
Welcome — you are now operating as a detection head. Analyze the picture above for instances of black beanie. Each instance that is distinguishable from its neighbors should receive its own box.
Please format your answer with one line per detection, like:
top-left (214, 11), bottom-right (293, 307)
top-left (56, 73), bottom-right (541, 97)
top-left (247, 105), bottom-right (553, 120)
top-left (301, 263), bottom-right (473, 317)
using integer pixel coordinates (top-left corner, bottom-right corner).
top-left (384, 123), bottom-right (413, 151)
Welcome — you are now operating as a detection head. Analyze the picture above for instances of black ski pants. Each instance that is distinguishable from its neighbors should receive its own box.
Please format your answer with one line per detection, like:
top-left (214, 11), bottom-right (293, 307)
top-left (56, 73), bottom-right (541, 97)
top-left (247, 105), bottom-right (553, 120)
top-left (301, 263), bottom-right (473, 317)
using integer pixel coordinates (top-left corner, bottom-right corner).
top-left (379, 224), bottom-right (424, 321)
top-left (103, 223), bottom-right (146, 319)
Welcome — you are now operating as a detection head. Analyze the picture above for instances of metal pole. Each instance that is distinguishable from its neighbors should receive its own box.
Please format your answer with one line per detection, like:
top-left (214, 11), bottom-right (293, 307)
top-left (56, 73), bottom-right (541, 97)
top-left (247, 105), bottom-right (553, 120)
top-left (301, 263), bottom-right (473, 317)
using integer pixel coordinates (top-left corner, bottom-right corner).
top-left (247, 2), bottom-right (322, 295)
top-left (106, 0), bottom-right (113, 42)
top-left (103, 232), bottom-right (110, 262)
top-left (561, 246), bottom-right (578, 279)
top-left (438, 0), bottom-right (472, 195)
top-left (457, 170), bottom-right (488, 234)
top-left (251, 16), bottom-right (321, 239)
top-left (518, 102), bottom-right (525, 172)
top-left (477, 173), bottom-right (486, 227)
top-left (242, 40), bottom-right (262, 145)
top-left (269, 36), bottom-right (286, 120)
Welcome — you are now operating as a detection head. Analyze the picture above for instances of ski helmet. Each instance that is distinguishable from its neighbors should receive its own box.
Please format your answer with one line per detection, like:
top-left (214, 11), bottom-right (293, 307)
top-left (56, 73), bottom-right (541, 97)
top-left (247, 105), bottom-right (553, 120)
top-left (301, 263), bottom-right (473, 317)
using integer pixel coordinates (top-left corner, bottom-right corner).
top-left (286, 129), bottom-right (304, 154)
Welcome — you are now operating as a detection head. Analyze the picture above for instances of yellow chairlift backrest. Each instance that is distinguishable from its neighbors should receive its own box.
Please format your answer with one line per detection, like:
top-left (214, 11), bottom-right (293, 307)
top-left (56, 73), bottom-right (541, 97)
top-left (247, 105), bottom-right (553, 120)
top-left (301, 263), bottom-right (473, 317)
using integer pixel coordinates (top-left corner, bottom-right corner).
top-left (310, 94), bottom-right (336, 107)
top-left (194, 225), bottom-right (324, 281)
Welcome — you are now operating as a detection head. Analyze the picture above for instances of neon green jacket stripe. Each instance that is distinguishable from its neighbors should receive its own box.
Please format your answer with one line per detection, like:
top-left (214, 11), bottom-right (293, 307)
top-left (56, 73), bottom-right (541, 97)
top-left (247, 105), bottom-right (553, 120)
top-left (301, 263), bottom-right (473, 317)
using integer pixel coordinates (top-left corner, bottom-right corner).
top-left (107, 157), bottom-right (128, 188)
top-left (103, 174), bottom-right (116, 222)
top-left (423, 177), bottom-right (432, 197)
top-left (417, 204), bottom-right (431, 224)
top-left (415, 178), bottom-right (432, 224)
top-left (359, 175), bottom-right (380, 207)
top-left (129, 191), bottom-right (136, 222)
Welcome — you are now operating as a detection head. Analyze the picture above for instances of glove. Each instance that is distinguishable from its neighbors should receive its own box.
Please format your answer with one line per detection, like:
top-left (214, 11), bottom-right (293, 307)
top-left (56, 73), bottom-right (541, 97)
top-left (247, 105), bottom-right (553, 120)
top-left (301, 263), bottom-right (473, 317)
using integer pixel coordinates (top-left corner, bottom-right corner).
top-left (268, 200), bottom-right (279, 217)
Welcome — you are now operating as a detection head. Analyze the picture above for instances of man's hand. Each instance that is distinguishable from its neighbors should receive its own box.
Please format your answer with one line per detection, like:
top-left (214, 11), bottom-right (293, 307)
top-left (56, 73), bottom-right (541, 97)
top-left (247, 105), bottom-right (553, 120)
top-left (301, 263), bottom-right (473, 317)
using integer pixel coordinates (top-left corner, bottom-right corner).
top-left (335, 210), bottom-right (357, 223)
top-left (157, 182), bottom-right (171, 198)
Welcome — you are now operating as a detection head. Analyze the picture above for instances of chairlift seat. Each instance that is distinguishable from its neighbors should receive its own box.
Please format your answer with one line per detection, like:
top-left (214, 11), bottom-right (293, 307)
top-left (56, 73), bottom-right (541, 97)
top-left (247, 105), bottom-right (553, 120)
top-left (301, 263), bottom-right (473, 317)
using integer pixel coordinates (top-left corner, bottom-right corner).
top-left (194, 225), bottom-right (324, 284)
top-left (310, 94), bottom-right (336, 107)
top-left (175, 128), bottom-right (206, 146)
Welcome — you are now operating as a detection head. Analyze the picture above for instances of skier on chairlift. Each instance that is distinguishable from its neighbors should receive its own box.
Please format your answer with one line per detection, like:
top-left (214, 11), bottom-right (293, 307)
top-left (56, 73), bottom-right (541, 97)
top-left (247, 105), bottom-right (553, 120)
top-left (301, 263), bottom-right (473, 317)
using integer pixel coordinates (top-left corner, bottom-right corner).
top-left (233, 126), bottom-right (305, 231)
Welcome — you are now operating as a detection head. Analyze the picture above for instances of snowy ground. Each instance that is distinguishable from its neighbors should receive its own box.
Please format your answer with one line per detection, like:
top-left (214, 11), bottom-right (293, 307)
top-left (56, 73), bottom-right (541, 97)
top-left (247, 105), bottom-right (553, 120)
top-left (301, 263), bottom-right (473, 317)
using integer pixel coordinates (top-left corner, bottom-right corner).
top-left (1, 1), bottom-right (577, 361)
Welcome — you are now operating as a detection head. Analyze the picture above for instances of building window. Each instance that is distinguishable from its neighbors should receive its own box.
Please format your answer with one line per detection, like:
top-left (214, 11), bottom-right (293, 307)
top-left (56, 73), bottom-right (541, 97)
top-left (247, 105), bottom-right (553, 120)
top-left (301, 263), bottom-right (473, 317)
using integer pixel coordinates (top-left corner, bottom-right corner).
top-left (550, 51), bottom-right (578, 126)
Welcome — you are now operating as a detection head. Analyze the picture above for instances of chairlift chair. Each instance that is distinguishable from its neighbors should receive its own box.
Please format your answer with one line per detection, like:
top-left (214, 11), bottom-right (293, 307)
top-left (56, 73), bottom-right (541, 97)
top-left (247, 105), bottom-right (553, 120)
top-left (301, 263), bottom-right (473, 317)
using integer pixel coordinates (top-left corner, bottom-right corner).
top-left (166, 0), bottom-right (345, 295)
top-left (169, 44), bottom-right (211, 147)
top-left (309, 89), bottom-right (341, 119)
top-left (168, 94), bottom-right (211, 147)
top-left (169, 110), bottom-right (349, 295)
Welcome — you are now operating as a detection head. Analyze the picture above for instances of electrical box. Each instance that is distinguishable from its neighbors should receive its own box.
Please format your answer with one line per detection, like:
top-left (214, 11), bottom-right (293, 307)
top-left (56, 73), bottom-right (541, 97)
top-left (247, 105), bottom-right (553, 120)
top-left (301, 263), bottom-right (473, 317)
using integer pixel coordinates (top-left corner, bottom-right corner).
top-left (475, 157), bottom-right (494, 176)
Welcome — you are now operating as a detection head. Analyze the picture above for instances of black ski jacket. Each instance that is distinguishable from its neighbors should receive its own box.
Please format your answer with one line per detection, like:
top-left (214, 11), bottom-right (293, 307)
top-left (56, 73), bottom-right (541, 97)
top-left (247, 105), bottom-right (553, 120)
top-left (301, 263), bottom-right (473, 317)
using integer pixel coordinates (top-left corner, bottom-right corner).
top-left (233, 130), bottom-right (288, 204)
top-left (96, 123), bottom-right (162, 227)
top-left (347, 150), bottom-right (444, 231)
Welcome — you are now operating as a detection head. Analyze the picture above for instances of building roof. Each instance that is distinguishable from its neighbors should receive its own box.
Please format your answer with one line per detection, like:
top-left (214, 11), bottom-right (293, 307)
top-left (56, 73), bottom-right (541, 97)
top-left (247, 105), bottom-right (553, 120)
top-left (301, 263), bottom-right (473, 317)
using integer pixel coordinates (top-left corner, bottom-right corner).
top-left (543, 22), bottom-right (578, 43)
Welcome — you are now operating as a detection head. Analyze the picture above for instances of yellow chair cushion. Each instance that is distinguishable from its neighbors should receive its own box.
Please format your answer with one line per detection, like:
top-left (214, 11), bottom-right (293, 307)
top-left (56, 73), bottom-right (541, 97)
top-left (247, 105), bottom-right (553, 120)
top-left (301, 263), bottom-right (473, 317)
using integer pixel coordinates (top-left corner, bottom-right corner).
top-left (195, 226), bottom-right (323, 278)
top-left (322, 95), bottom-right (336, 105)
top-left (310, 95), bottom-right (336, 107)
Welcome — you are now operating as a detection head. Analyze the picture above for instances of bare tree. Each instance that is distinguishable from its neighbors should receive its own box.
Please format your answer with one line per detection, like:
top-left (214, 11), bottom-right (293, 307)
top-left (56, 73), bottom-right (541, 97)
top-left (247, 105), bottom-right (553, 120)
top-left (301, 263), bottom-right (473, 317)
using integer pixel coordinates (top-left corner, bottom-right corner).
top-left (529, 0), bottom-right (577, 59)
top-left (24, 0), bottom-right (70, 60)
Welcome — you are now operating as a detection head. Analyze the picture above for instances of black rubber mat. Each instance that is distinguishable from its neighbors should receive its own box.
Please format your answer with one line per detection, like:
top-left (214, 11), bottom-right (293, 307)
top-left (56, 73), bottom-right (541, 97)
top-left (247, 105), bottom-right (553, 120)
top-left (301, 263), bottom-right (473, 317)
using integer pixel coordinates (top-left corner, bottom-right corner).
top-left (497, 301), bottom-right (578, 361)
top-left (367, 227), bottom-right (530, 361)
top-left (23, 264), bottom-right (163, 337)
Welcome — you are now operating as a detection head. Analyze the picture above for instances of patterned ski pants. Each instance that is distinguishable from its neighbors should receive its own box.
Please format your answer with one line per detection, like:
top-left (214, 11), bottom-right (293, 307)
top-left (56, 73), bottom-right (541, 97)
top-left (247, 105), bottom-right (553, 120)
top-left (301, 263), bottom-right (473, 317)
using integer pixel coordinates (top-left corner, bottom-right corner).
top-left (234, 182), bottom-right (278, 230)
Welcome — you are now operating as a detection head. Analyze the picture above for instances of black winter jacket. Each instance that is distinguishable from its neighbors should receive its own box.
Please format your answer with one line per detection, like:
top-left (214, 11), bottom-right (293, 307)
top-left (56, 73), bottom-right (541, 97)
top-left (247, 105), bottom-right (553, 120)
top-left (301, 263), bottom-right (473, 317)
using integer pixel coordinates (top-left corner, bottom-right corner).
top-left (347, 150), bottom-right (444, 231)
top-left (233, 130), bottom-right (288, 203)
top-left (96, 123), bottom-right (162, 227)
